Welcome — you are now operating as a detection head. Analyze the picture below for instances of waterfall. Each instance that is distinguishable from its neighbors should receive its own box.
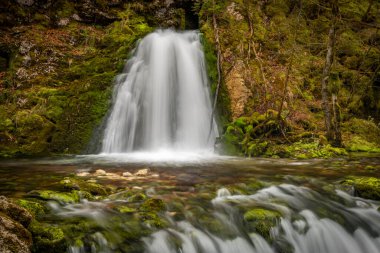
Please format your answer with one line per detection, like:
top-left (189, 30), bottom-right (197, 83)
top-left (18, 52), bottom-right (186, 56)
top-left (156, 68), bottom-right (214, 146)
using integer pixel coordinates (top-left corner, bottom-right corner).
top-left (101, 30), bottom-right (218, 154)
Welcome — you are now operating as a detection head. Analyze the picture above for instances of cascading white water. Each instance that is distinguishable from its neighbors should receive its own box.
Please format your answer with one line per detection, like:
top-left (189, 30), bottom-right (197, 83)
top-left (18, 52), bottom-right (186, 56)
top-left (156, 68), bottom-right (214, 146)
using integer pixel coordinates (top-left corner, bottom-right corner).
top-left (101, 30), bottom-right (217, 153)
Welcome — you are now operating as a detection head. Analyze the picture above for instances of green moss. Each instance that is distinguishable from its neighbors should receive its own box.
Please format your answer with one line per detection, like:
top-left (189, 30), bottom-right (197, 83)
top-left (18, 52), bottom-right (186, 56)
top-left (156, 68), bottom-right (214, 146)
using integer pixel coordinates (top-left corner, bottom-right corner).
top-left (29, 220), bottom-right (66, 253)
top-left (16, 199), bottom-right (45, 218)
top-left (341, 176), bottom-right (380, 200)
top-left (27, 190), bottom-right (81, 203)
top-left (139, 212), bottom-right (168, 228)
top-left (265, 141), bottom-right (348, 159)
top-left (60, 177), bottom-right (108, 196)
top-left (244, 208), bottom-right (281, 239)
top-left (117, 206), bottom-right (136, 214)
top-left (345, 136), bottom-right (380, 153)
top-left (139, 198), bottom-right (165, 213)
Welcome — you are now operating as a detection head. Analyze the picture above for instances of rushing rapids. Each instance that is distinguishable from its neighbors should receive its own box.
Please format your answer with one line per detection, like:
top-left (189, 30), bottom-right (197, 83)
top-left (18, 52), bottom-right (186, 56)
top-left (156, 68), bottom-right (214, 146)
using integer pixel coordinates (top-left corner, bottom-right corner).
top-left (101, 30), bottom-right (217, 153)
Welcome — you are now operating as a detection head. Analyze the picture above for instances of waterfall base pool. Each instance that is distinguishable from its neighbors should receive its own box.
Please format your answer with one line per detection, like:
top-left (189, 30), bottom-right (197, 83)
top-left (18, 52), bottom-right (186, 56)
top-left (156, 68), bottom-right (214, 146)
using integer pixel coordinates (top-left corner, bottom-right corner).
top-left (1, 155), bottom-right (380, 253)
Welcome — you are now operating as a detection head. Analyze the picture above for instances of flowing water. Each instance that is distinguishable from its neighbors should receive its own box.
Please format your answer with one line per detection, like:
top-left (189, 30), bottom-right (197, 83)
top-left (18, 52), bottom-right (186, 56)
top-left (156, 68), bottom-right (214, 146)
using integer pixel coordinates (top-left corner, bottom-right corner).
top-left (101, 30), bottom-right (217, 153)
top-left (0, 155), bottom-right (380, 253)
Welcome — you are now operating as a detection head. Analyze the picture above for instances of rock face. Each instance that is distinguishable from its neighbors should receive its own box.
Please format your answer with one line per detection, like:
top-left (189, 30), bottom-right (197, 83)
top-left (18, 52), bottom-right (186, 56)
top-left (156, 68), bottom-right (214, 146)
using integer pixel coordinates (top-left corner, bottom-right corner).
top-left (0, 196), bottom-right (33, 253)
top-left (225, 61), bottom-right (252, 120)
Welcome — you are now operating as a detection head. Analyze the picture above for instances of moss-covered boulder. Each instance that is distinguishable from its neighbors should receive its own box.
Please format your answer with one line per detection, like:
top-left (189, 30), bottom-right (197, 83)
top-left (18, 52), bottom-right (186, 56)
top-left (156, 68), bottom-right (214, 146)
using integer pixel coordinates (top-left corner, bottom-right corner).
top-left (244, 208), bottom-right (281, 239)
top-left (0, 212), bottom-right (33, 253)
top-left (340, 176), bottom-right (380, 200)
top-left (139, 198), bottom-right (166, 213)
top-left (16, 199), bottom-right (46, 218)
top-left (60, 177), bottom-right (108, 196)
top-left (0, 196), bottom-right (32, 227)
top-left (0, 196), bottom-right (33, 253)
top-left (29, 220), bottom-right (66, 253)
top-left (26, 190), bottom-right (82, 203)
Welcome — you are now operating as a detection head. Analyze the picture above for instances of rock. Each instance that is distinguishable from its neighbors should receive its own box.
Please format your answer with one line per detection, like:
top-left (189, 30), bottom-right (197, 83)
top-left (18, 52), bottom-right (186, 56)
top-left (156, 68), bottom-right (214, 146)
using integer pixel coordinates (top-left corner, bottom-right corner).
top-left (60, 177), bottom-right (108, 196)
top-left (0, 196), bottom-right (32, 227)
top-left (95, 169), bottom-right (106, 175)
top-left (0, 214), bottom-right (32, 253)
top-left (140, 198), bottom-right (166, 213)
top-left (77, 172), bottom-right (90, 177)
top-left (340, 176), bottom-right (380, 200)
top-left (29, 220), bottom-right (66, 253)
top-left (27, 190), bottom-right (81, 203)
top-left (135, 168), bottom-right (150, 176)
top-left (244, 208), bottom-right (281, 239)
top-left (122, 172), bottom-right (133, 177)
top-left (16, 199), bottom-right (46, 218)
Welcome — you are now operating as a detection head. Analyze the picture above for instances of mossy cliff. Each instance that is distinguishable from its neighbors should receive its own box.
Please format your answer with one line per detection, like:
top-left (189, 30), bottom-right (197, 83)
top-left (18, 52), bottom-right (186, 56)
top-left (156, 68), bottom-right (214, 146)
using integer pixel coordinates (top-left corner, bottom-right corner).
top-left (1, 0), bottom-right (380, 157)
top-left (0, 0), bottom-right (195, 157)
top-left (198, 0), bottom-right (380, 157)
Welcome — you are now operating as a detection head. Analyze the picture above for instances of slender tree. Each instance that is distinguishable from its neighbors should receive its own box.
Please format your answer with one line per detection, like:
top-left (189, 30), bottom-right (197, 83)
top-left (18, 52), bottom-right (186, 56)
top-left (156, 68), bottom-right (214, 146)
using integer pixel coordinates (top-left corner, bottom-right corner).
top-left (321, 0), bottom-right (341, 145)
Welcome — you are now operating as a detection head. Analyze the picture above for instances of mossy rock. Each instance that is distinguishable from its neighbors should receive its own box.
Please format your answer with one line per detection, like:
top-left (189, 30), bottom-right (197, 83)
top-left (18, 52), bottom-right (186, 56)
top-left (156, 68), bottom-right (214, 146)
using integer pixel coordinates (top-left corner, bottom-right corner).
top-left (60, 177), bottom-right (108, 196)
top-left (244, 208), bottom-right (281, 239)
top-left (139, 212), bottom-right (168, 229)
top-left (139, 198), bottom-right (165, 213)
top-left (29, 220), bottom-right (66, 253)
top-left (0, 196), bottom-right (33, 228)
top-left (27, 190), bottom-right (82, 203)
top-left (16, 199), bottom-right (46, 218)
top-left (116, 206), bottom-right (136, 214)
top-left (128, 193), bottom-right (147, 202)
top-left (341, 176), bottom-right (380, 200)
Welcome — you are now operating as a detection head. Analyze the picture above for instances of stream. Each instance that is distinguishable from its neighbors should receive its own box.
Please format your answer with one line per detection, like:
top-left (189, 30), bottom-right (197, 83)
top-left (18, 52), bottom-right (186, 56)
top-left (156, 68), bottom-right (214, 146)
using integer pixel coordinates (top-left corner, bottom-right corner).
top-left (1, 154), bottom-right (380, 253)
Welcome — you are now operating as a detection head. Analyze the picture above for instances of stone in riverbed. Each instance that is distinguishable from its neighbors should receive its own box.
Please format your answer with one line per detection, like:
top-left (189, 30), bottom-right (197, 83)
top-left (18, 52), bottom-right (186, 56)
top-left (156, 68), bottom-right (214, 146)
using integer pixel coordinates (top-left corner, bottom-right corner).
top-left (122, 172), bottom-right (133, 177)
top-left (340, 176), bottom-right (380, 200)
top-left (0, 214), bottom-right (32, 253)
top-left (0, 196), bottom-right (33, 253)
top-left (244, 208), bottom-right (281, 239)
top-left (29, 220), bottom-right (66, 253)
top-left (0, 196), bottom-right (32, 227)
top-left (95, 169), bottom-right (107, 175)
top-left (135, 168), bottom-right (150, 176)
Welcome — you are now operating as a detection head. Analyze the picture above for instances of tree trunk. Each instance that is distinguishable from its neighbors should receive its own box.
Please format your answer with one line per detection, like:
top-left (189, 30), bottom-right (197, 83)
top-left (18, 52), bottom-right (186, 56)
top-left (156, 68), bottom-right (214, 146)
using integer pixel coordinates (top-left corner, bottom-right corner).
top-left (321, 0), bottom-right (343, 146)
top-left (321, 24), bottom-right (335, 141)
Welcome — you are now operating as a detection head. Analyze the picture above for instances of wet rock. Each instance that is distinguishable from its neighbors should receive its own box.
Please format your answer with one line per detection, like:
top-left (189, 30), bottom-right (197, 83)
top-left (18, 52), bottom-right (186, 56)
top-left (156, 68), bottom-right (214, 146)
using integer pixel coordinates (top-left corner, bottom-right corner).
top-left (122, 172), bottom-right (133, 177)
top-left (29, 220), bottom-right (66, 253)
top-left (0, 196), bottom-right (32, 227)
top-left (60, 177), bottom-right (108, 196)
top-left (27, 190), bottom-right (82, 203)
top-left (0, 214), bottom-right (32, 253)
top-left (95, 169), bottom-right (106, 175)
top-left (340, 176), bottom-right (380, 200)
top-left (140, 198), bottom-right (166, 213)
top-left (135, 168), bottom-right (149, 176)
top-left (0, 196), bottom-right (33, 253)
top-left (244, 208), bottom-right (281, 239)
top-left (77, 171), bottom-right (90, 177)
top-left (16, 199), bottom-right (46, 218)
